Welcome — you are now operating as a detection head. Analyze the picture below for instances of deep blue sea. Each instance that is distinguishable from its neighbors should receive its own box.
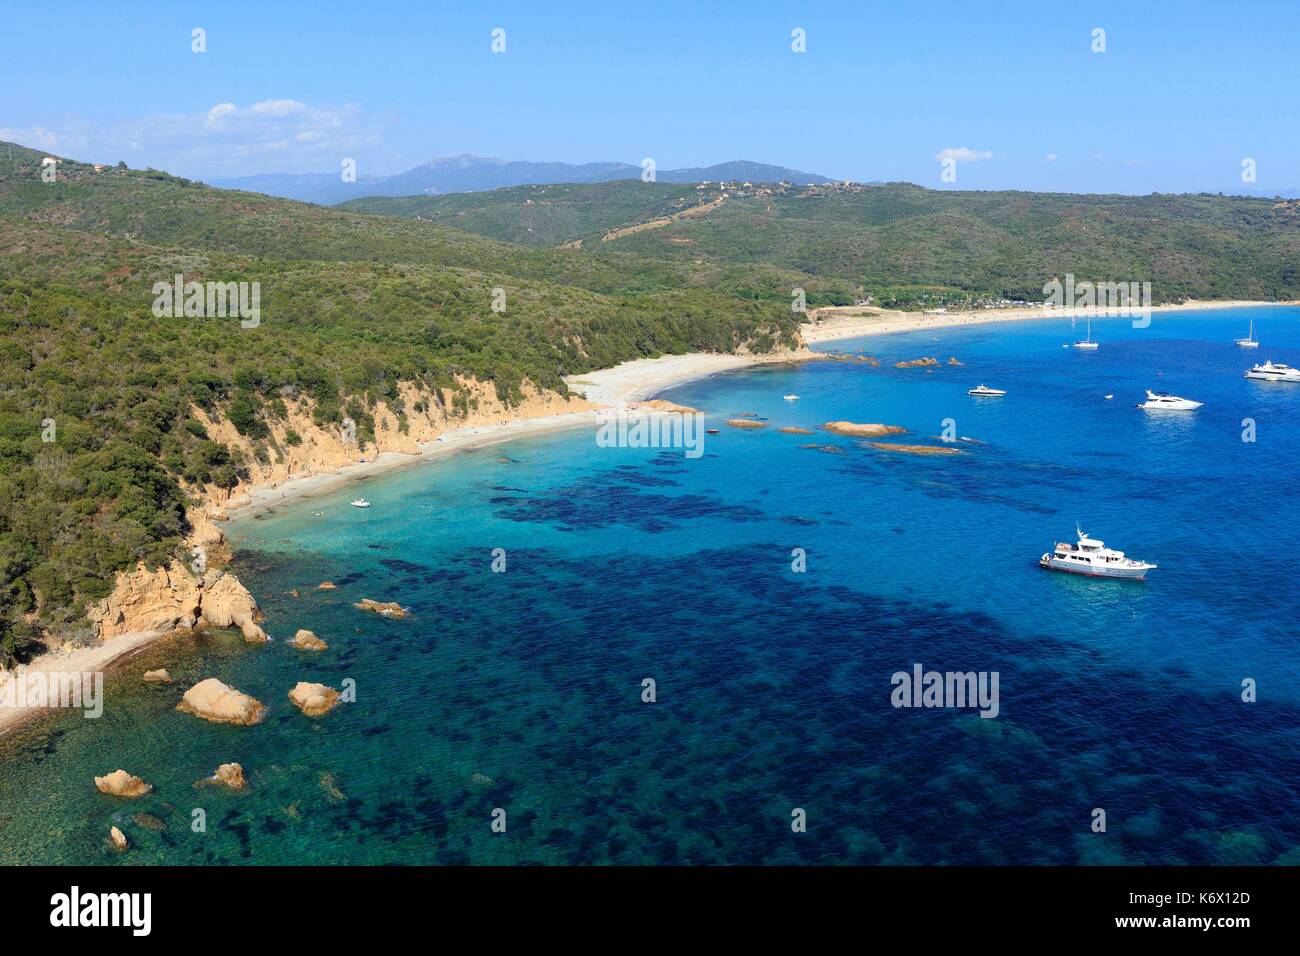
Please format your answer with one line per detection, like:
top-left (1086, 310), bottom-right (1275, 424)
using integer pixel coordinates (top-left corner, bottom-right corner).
top-left (3, 307), bottom-right (1299, 865)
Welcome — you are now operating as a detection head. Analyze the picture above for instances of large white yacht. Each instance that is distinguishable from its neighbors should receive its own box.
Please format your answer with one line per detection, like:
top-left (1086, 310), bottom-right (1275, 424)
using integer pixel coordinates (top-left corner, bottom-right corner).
top-left (1235, 319), bottom-right (1259, 348)
top-left (1245, 360), bottom-right (1300, 383)
top-left (1137, 390), bottom-right (1202, 411)
top-left (1039, 525), bottom-right (1156, 580)
top-left (968, 384), bottom-right (1006, 396)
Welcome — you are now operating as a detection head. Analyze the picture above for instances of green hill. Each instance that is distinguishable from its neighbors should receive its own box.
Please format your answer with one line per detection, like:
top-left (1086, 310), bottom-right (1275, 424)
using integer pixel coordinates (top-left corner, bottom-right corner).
top-left (343, 178), bottom-right (1300, 306)
top-left (0, 142), bottom-right (803, 657)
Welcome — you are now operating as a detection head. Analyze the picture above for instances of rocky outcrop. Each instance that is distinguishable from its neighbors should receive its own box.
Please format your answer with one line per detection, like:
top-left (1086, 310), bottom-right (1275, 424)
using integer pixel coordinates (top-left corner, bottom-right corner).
top-left (210, 762), bottom-right (247, 790)
top-left (197, 570), bottom-right (268, 643)
top-left (289, 682), bottom-right (341, 717)
top-left (777, 426), bottom-right (814, 434)
top-left (177, 678), bottom-right (268, 726)
top-left (94, 770), bottom-right (152, 798)
top-left (142, 669), bottom-right (172, 683)
top-left (353, 598), bottom-right (408, 619)
top-left (88, 561), bottom-right (201, 639)
top-left (289, 629), bottom-right (328, 651)
top-left (90, 564), bottom-right (267, 642)
top-left (823, 421), bottom-right (907, 437)
top-left (89, 515), bottom-right (267, 643)
top-left (318, 582), bottom-right (336, 590)
top-left (894, 356), bottom-right (939, 368)
top-left (109, 826), bottom-right (128, 851)
top-left (726, 418), bottom-right (767, 429)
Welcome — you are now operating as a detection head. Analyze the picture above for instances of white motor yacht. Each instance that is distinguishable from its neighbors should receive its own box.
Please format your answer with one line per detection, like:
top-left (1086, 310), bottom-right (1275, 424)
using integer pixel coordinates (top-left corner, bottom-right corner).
top-left (1039, 525), bottom-right (1156, 580)
top-left (1245, 360), bottom-right (1300, 383)
top-left (350, 499), bottom-right (371, 508)
top-left (968, 384), bottom-right (1006, 396)
top-left (1137, 390), bottom-right (1202, 411)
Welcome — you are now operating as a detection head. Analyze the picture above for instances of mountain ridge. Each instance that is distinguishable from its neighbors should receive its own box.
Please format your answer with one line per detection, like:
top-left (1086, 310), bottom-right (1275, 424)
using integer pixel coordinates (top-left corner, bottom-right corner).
top-left (207, 155), bottom-right (833, 204)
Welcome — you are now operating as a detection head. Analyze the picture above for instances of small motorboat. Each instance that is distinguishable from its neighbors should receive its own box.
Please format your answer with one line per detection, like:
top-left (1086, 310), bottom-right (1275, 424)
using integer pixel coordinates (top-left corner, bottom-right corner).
top-left (783, 394), bottom-right (800, 401)
top-left (350, 499), bottom-right (371, 508)
top-left (968, 384), bottom-right (1006, 396)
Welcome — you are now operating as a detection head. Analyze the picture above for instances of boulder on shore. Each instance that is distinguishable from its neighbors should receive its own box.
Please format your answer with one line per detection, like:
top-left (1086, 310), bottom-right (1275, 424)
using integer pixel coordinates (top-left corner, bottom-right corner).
top-left (176, 678), bottom-right (268, 726)
top-left (94, 769), bottom-right (152, 798)
top-left (353, 598), bottom-right (408, 619)
top-left (288, 682), bottom-right (341, 717)
top-left (290, 629), bottom-right (328, 651)
top-left (142, 668), bottom-right (172, 684)
top-left (109, 826), bottom-right (129, 851)
top-left (211, 762), bottom-right (247, 790)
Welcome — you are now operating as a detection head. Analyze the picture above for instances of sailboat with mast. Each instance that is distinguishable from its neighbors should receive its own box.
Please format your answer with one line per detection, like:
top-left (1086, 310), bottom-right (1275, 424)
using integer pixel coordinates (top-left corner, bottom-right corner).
top-left (1235, 319), bottom-right (1259, 348)
top-left (1072, 314), bottom-right (1099, 350)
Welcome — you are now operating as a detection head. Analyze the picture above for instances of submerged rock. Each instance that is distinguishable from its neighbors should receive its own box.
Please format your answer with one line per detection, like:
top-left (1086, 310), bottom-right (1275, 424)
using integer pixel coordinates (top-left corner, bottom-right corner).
top-left (353, 598), bottom-right (408, 619)
top-left (777, 427), bottom-right (814, 435)
top-left (142, 668), bottom-right (172, 684)
top-left (823, 421), bottom-right (906, 437)
top-left (289, 682), bottom-right (341, 717)
top-left (211, 762), bottom-right (247, 790)
top-left (109, 826), bottom-right (128, 851)
top-left (630, 399), bottom-right (701, 415)
top-left (94, 769), bottom-right (152, 798)
top-left (176, 678), bottom-right (268, 726)
top-left (868, 442), bottom-right (962, 456)
top-left (289, 629), bottom-right (328, 651)
top-left (132, 812), bottom-right (167, 831)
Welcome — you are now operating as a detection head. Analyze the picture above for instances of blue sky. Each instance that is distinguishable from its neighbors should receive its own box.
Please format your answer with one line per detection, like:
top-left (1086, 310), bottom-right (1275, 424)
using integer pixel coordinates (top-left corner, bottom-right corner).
top-left (3, 0), bottom-right (1298, 193)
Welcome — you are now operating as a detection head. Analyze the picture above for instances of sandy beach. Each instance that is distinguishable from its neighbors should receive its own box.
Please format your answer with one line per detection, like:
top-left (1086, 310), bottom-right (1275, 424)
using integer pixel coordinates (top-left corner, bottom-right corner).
top-left (803, 299), bottom-right (1292, 344)
top-left (222, 349), bottom-right (809, 522)
top-left (0, 630), bottom-right (166, 739)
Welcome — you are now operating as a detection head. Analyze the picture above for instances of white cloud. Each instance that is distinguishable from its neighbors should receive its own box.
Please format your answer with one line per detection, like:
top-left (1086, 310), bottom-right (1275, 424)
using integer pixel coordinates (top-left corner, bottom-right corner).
top-left (2, 100), bottom-right (386, 176)
top-left (935, 147), bottom-right (993, 165)
top-left (0, 126), bottom-right (87, 153)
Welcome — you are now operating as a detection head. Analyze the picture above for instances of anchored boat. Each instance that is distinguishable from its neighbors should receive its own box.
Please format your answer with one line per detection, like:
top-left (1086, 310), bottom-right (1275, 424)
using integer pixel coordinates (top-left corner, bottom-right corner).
top-left (1245, 360), bottom-right (1300, 383)
top-left (1039, 525), bottom-right (1156, 580)
top-left (1137, 390), bottom-right (1202, 410)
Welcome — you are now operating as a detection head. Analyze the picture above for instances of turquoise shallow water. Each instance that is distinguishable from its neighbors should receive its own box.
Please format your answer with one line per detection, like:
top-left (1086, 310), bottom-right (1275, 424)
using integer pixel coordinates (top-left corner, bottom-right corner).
top-left (3, 307), bottom-right (1299, 865)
